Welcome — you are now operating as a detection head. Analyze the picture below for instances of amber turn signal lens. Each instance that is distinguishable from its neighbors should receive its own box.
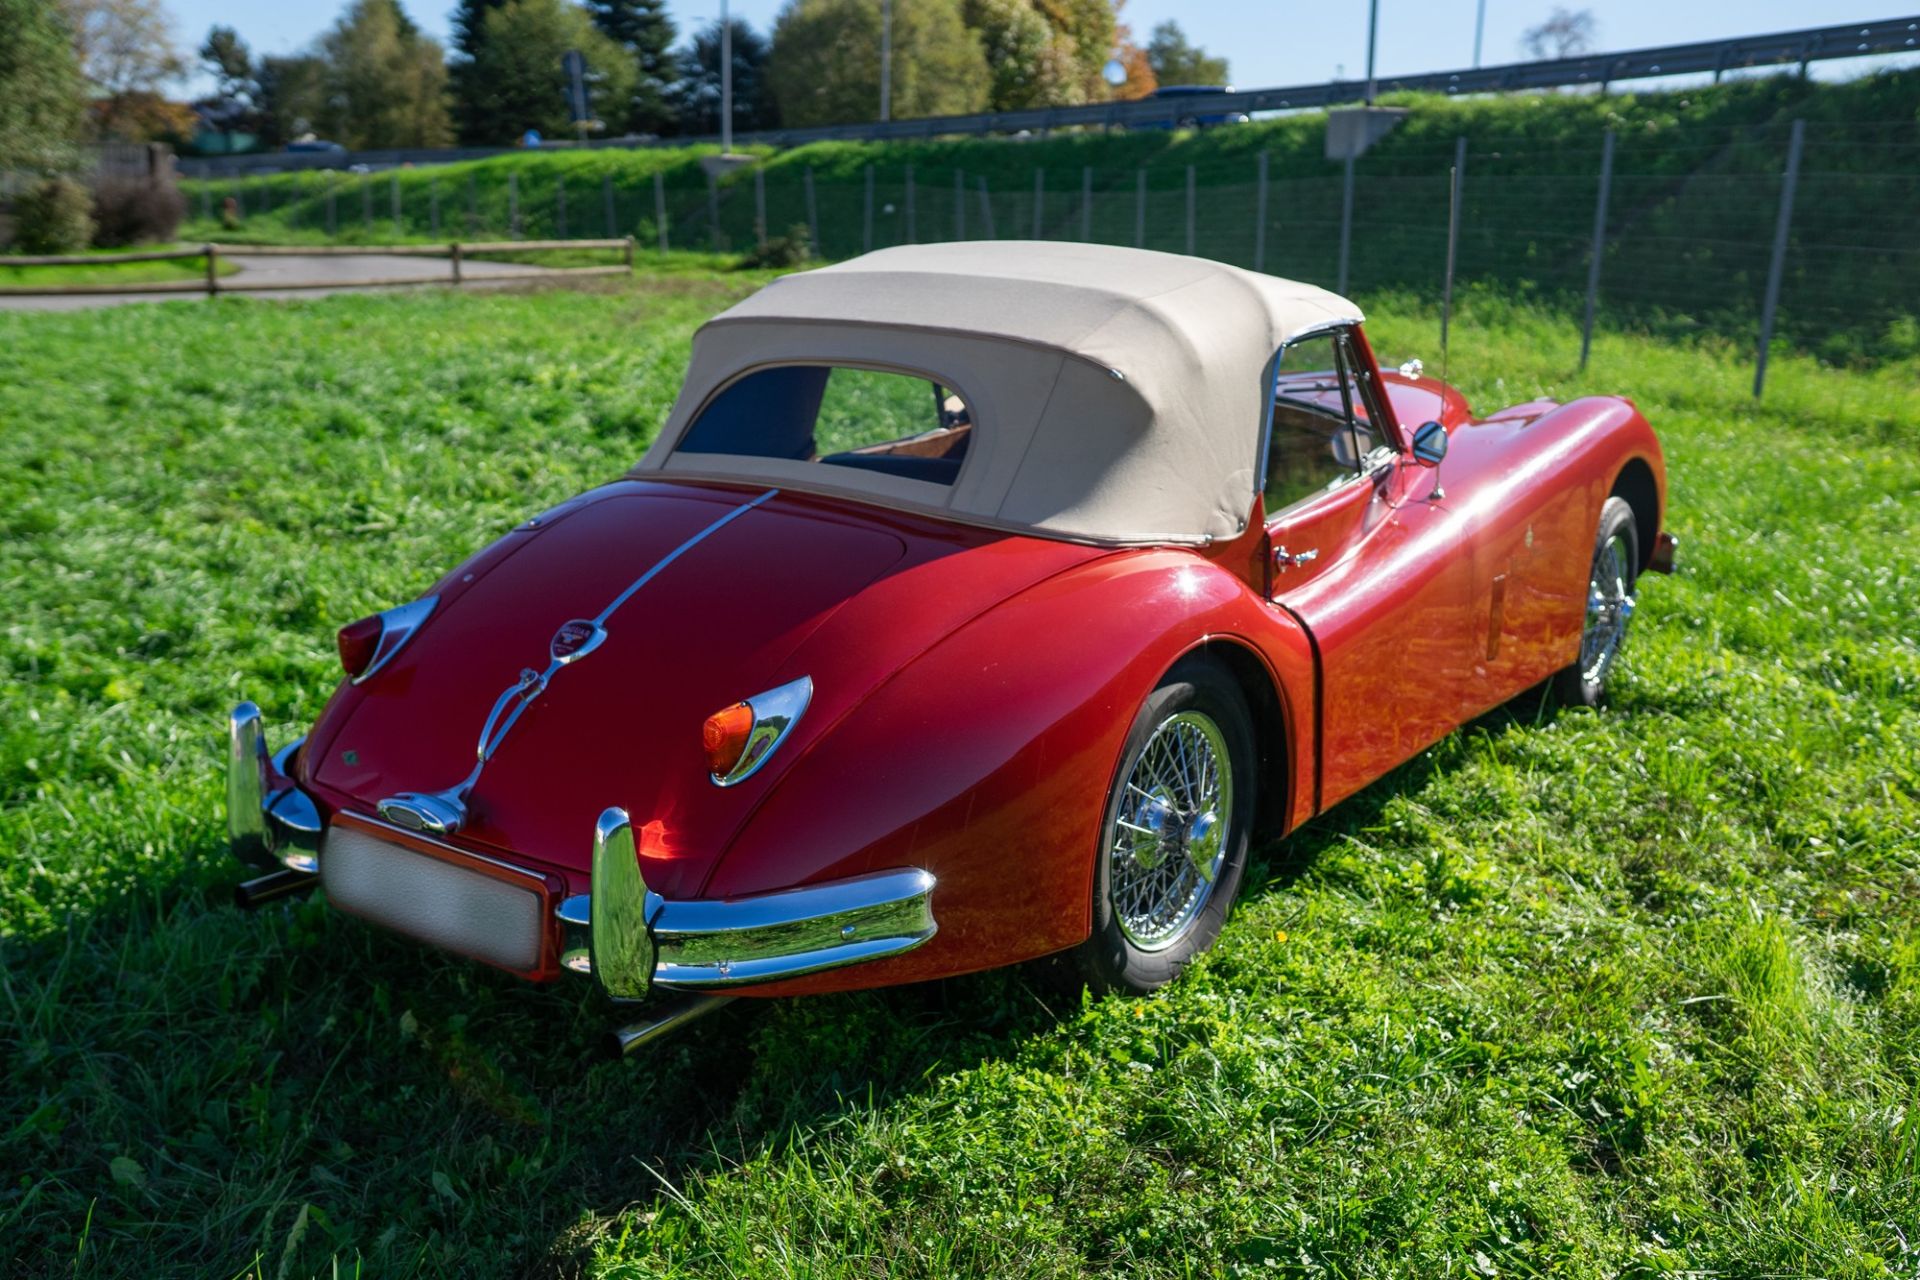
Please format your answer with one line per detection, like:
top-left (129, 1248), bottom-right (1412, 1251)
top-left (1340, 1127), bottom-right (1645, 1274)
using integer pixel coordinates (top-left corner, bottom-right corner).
top-left (337, 615), bottom-right (383, 680)
top-left (702, 703), bottom-right (755, 777)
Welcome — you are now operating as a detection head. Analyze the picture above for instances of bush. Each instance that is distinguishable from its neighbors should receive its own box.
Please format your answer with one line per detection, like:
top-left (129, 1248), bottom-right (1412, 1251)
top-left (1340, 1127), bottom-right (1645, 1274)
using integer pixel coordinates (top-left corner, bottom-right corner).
top-left (90, 176), bottom-right (186, 247)
top-left (12, 176), bottom-right (94, 254)
top-left (738, 222), bottom-right (812, 270)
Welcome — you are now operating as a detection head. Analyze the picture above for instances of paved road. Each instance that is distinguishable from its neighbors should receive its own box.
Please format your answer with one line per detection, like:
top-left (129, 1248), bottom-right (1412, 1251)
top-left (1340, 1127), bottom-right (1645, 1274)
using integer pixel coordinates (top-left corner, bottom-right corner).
top-left (0, 251), bottom-right (561, 312)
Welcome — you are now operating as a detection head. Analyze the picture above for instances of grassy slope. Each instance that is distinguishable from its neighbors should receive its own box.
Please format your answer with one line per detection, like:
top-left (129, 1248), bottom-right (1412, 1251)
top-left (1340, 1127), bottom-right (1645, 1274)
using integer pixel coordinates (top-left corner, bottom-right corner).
top-left (177, 70), bottom-right (1920, 362)
top-left (0, 275), bottom-right (1916, 1277)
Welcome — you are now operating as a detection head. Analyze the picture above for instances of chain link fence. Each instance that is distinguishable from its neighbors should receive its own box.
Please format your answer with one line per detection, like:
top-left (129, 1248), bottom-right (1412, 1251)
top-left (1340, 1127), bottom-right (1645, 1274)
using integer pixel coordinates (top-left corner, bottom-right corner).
top-left (183, 115), bottom-right (1920, 386)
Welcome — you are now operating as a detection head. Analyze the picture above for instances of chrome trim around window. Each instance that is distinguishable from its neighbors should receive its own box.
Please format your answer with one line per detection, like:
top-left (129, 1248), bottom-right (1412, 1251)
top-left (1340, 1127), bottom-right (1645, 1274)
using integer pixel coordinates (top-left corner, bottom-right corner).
top-left (227, 704), bottom-right (322, 874)
top-left (561, 808), bottom-right (938, 994)
top-left (711, 675), bottom-right (814, 788)
top-left (353, 595), bottom-right (438, 686)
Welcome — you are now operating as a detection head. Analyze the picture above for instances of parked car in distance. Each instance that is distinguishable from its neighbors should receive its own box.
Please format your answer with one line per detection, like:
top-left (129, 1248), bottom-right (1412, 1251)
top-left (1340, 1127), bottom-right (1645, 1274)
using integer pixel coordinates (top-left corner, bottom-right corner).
top-left (1150, 84), bottom-right (1251, 128)
top-left (227, 243), bottom-right (1675, 1055)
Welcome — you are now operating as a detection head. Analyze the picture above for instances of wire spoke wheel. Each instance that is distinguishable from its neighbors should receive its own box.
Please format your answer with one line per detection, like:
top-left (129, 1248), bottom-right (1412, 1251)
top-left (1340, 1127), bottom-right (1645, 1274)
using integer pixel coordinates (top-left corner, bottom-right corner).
top-left (1106, 710), bottom-right (1233, 952)
top-left (1579, 532), bottom-right (1636, 687)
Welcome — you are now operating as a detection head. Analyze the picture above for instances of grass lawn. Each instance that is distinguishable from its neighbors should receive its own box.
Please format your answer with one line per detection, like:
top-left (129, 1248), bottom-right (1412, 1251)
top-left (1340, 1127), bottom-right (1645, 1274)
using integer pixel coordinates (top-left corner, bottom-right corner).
top-left (0, 273), bottom-right (1915, 1278)
top-left (0, 251), bottom-right (239, 289)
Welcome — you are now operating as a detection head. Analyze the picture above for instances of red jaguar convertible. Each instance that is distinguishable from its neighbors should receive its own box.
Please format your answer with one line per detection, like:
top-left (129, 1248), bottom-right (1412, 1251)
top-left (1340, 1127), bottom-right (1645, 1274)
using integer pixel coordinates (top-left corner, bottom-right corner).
top-left (228, 243), bottom-right (1673, 1052)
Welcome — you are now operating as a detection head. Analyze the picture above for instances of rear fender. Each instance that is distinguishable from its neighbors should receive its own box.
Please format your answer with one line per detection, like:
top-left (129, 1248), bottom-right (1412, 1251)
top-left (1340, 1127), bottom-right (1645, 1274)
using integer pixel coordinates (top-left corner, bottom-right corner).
top-left (705, 551), bottom-right (1311, 996)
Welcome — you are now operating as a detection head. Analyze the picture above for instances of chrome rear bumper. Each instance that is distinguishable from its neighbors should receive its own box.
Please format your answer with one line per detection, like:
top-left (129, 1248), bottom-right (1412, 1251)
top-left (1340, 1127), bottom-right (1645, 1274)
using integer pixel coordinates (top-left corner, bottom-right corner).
top-left (557, 808), bottom-right (938, 999)
top-left (226, 706), bottom-right (937, 1002)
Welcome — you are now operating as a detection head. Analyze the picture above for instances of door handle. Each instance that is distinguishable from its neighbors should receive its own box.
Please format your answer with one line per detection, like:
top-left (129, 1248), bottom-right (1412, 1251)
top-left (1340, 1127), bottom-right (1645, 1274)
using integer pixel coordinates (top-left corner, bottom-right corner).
top-left (1273, 546), bottom-right (1319, 572)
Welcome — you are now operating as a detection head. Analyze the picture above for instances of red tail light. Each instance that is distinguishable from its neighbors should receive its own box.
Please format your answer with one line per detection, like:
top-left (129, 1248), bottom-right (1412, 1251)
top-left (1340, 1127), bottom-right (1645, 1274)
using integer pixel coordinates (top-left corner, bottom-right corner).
top-left (702, 703), bottom-right (754, 777)
top-left (337, 615), bottom-right (383, 680)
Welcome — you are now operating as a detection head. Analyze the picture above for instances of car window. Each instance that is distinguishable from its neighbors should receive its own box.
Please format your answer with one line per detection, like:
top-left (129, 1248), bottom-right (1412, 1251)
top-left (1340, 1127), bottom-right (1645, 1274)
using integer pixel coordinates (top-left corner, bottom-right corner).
top-left (1261, 331), bottom-right (1377, 514)
top-left (678, 365), bottom-right (972, 486)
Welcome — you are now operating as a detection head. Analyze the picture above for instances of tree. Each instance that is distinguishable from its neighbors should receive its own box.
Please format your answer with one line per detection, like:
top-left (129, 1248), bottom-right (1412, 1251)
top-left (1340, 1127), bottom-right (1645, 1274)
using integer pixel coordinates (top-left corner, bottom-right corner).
top-left (670, 18), bottom-right (776, 135)
top-left (586, 0), bottom-right (676, 134)
top-left (196, 25), bottom-right (261, 134)
top-left (0, 0), bottom-right (87, 173)
top-left (959, 0), bottom-right (1125, 110)
top-left (1145, 19), bottom-right (1226, 87)
top-left (768, 0), bottom-right (987, 128)
top-left (314, 0), bottom-right (452, 149)
top-left (455, 0), bottom-right (636, 144)
top-left (450, 0), bottom-right (512, 59)
top-left (256, 54), bottom-right (327, 145)
top-left (58, 0), bottom-right (188, 98)
top-left (1521, 7), bottom-right (1597, 60)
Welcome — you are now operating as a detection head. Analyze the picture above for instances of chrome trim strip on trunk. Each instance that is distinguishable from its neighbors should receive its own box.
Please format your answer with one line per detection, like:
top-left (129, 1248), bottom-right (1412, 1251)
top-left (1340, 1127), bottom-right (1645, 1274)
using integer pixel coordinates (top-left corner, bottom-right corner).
top-left (377, 489), bottom-right (779, 835)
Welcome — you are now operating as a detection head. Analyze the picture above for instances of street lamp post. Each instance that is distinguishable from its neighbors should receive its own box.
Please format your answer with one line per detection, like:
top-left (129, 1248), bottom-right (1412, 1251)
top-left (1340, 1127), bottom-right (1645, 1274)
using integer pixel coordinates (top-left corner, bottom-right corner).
top-left (1473, 0), bottom-right (1487, 68)
top-left (880, 0), bottom-right (893, 123)
top-left (1364, 0), bottom-right (1380, 104)
top-left (720, 0), bottom-right (733, 152)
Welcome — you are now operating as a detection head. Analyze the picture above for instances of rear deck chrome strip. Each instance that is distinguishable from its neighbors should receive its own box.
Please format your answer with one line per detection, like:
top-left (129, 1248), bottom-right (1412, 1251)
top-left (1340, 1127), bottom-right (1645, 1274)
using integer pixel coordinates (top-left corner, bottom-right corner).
top-left (377, 489), bottom-right (779, 835)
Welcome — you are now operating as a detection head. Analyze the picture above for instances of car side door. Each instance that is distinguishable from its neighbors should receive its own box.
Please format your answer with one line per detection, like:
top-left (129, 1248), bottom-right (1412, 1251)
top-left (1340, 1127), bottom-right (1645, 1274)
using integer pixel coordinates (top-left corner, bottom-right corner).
top-left (1262, 325), bottom-right (1481, 813)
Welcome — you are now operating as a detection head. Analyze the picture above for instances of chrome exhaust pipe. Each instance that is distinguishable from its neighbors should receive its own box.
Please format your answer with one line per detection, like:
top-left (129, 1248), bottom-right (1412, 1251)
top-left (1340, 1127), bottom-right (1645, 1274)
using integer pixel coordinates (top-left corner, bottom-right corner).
top-left (601, 994), bottom-right (734, 1058)
top-left (234, 868), bottom-right (318, 909)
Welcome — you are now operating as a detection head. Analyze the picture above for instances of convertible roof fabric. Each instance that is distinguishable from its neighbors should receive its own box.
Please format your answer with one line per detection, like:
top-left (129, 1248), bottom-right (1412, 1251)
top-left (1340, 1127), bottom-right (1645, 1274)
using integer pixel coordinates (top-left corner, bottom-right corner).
top-left (633, 241), bottom-right (1363, 545)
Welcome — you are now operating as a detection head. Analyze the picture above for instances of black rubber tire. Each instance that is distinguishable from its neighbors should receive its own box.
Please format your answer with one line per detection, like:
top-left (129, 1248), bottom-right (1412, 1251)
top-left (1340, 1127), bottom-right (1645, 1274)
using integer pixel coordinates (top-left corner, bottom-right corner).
top-left (1551, 495), bottom-right (1640, 709)
top-left (1077, 655), bottom-right (1257, 995)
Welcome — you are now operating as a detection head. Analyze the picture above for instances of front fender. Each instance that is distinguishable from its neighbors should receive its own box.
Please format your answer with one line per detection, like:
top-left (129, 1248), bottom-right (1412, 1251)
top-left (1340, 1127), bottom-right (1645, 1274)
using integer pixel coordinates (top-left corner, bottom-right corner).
top-left (704, 550), bottom-right (1309, 996)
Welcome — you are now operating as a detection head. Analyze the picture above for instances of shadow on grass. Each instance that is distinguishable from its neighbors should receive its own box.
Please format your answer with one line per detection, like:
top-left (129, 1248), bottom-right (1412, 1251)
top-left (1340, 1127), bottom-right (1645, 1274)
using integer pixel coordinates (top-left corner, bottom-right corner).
top-left (3, 699), bottom-right (1556, 1279)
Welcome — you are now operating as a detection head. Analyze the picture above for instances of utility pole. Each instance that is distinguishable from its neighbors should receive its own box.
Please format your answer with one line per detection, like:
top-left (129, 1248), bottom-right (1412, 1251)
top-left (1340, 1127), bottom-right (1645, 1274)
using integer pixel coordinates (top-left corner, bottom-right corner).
top-left (880, 0), bottom-right (893, 123)
top-left (720, 0), bottom-right (733, 152)
top-left (1365, 0), bottom-right (1380, 104)
top-left (1473, 0), bottom-right (1487, 68)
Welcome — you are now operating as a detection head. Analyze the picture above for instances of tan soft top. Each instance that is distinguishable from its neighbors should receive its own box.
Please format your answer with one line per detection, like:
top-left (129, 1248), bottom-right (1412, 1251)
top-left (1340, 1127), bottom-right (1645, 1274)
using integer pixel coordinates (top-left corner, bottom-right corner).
top-left (633, 241), bottom-right (1362, 545)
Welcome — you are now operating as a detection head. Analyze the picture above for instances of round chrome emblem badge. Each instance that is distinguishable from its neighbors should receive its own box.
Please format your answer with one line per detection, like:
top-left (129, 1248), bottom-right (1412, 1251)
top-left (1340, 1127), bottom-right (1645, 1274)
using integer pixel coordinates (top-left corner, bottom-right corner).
top-left (550, 618), bottom-right (607, 665)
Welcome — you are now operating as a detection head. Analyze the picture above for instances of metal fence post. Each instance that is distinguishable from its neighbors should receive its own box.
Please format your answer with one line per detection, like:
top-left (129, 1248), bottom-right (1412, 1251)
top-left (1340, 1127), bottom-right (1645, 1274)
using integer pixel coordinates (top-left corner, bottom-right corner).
top-left (754, 166), bottom-right (767, 248)
top-left (1337, 154), bottom-right (1355, 295)
top-left (362, 174), bottom-right (373, 233)
top-left (1254, 151), bottom-right (1270, 274)
top-left (605, 173), bottom-right (617, 238)
top-left (467, 173), bottom-right (478, 235)
top-left (863, 165), bottom-right (875, 252)
top-left (200, 184), bottom-right (211, 223)
top-left (1135, 169), bottom-right (1146, 248)
top-left (1185, 165), bottom-right (1197, 256)
top-left (906, 163), bottom-right (917, 244)
top-left (1754, 119), bottom-right (1805, 399)
top-left (1081, 165), bottom-right (1093, 241)
top-left (558, 177), bottom-right (568, 238)
top-left (390, 170), bottom-right (401, 233)
top-left (326, 177), bottom-right (337, 237)
top-left (508, 170), bottom-right (520, 239)
top-left (430, 177), bottom-right (440, 237)
top-left (1580, 129), bottom-right (1615, 371)
top-left (653, 171), bottom-right (669, 253)
top-left (954, 168), bottom-right (965, 239)
top-left (1032, 168), bottom-right (1044, 238)
top-left (976, 176), bottom-right (996, 239)
top-left (1442, 138), bottom-right (1466, 361)
top-left (804, 166), bottom-right (819, 253)
top-left (705, 170), bottom-right (719, 248)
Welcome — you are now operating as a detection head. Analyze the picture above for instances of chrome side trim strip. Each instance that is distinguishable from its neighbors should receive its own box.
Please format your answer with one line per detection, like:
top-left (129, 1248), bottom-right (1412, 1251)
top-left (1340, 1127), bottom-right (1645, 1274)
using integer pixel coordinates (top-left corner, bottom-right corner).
top-left (377, 489), bottom-right (779, 834)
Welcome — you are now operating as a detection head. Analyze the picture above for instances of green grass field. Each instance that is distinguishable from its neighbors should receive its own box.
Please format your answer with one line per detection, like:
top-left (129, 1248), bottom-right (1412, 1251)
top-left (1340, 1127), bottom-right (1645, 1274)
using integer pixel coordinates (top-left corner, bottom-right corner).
top-left (1, 273), bottom-right (1916, 1278)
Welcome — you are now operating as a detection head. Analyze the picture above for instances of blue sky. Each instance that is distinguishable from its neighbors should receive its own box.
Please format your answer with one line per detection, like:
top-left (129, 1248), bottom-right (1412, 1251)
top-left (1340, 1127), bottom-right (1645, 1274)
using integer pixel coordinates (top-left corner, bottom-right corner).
top-left (164, 0), bottom-right (1914, 95)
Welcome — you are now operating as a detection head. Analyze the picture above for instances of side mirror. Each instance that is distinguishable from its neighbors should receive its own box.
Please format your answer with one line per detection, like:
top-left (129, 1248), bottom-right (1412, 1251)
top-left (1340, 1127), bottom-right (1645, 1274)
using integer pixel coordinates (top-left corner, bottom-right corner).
top-left (1410, 420), bottom-right (1449, 467)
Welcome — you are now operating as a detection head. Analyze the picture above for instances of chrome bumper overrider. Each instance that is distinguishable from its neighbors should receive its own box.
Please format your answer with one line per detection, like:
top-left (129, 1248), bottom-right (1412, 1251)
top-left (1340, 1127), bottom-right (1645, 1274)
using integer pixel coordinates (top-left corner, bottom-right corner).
top-left (556, 808), bottom-right (938, 999)
top-left (227, 706), bottom-right (938, 1005)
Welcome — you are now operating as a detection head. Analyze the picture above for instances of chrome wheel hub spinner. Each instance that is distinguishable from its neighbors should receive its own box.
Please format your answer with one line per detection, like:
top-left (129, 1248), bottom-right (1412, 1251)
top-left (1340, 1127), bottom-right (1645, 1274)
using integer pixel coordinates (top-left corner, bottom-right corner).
top-left (1579, 532), bottom-right (1636, 687)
